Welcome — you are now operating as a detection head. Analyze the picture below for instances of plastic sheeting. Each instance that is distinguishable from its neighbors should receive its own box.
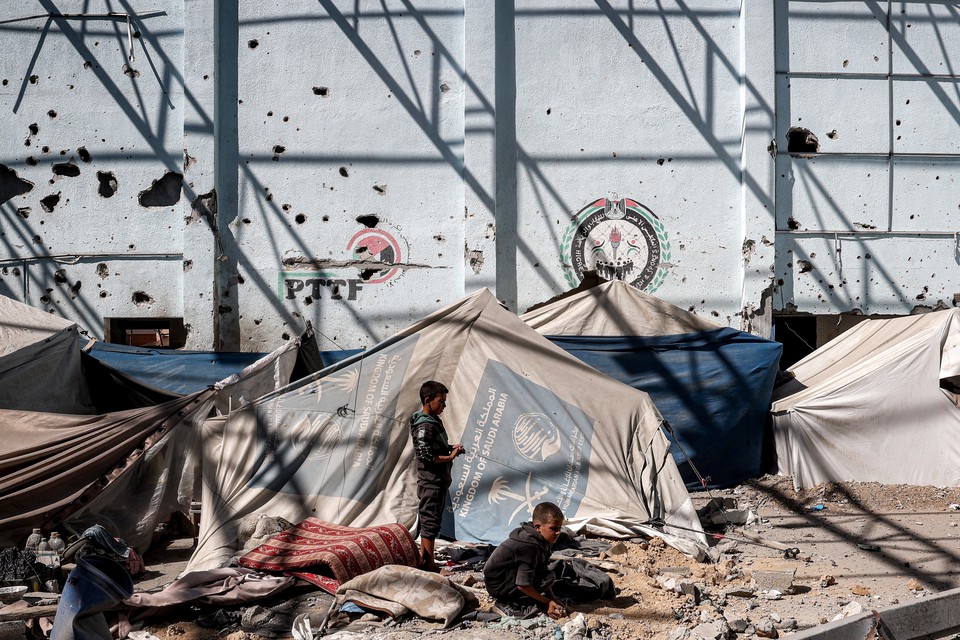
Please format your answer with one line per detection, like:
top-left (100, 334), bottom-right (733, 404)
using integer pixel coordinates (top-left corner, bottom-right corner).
top-left (187, 289), bottom-right (706, 572)
top-left (0, 295), bottom-right (93, 414)
top-left (772, 309), bottom-right (960, 490)
top-left (85, 342), bottom-right (361, 397)
top-left (523, 281), bottom-right (782, 490)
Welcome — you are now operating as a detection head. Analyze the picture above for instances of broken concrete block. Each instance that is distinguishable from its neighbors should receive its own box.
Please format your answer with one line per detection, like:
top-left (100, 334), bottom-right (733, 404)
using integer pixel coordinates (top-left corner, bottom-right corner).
top-left (668, 626), bottom-right (692, 640)
top-left (691, 619), bottom-right (731, 640)
top-left (751, 568), bottom-right (795, 593)
top-left (851, 584), bottom-right (871, 596)
top-left (604, 541), bottom-right (628, 556)
top-left (820, 574), bottom-right (836, 587)
top-left (660, 566), bottom-right (693, 577)
top-left (725, 618), bottom-right (749, 633)
top-left (755, 619), bottom-right (778, 638)
top-left (832, 601), bottom-right (864, 621)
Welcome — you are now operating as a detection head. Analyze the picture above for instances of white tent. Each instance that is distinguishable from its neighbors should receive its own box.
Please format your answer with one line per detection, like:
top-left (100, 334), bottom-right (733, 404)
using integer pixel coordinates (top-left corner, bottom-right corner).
top-left (0, 295), bottom-right (92, 414)
top-left (772, 309), bottom-right (960, 490)
top-left (187, 289), bottom-right (706, 572)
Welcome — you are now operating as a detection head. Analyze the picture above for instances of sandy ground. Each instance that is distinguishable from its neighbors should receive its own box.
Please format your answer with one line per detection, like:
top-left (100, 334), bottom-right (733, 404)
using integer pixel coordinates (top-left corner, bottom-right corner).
top-left (129, 475), bottom-right (960, 640)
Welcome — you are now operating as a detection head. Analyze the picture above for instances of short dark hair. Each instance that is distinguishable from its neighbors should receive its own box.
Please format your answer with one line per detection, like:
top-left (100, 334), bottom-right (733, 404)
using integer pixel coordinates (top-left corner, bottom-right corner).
top-left (532, 502), bottom-right (564, 525)
top-left (419, 380), bottom-right (448, 404)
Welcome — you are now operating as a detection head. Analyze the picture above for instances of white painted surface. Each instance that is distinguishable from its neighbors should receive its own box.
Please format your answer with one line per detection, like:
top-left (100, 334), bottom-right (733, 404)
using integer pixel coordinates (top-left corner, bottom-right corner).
top-left (0, 0), bottom-right (957, 351)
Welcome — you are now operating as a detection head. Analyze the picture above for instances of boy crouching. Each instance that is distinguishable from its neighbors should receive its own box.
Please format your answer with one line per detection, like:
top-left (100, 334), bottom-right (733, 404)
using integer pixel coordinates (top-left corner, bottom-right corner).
top-left (483, 502), bottom-right (566, 620)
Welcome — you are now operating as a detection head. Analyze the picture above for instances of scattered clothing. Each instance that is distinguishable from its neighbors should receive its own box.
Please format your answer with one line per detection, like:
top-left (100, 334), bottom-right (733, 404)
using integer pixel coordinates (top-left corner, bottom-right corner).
top-left (126, 568), bottom-right (293, 608)
top-left (548, 557), bottom-right (615, 602)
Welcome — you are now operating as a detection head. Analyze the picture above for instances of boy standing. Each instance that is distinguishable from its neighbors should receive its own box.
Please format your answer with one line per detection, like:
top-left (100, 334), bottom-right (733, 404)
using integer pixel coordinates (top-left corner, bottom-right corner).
top-left (410, 380), bottom-right (464, 572)
top-left (483, 502), bottom-right (567, 620)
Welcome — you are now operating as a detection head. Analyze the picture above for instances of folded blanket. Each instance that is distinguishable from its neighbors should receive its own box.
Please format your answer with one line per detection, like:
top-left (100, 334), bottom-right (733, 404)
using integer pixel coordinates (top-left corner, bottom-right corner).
top-left (337, 565), bottom-right (478, 628)
top-left (238, 519), bottom-right (419, 594)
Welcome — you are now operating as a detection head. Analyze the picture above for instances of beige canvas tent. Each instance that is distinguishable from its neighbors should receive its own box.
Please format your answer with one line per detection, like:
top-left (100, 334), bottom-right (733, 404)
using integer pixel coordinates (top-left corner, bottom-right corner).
top-left (0, 294), bottom-right (92, 413)
top-left (187, 289), bottom-right (707, 572)
top-left (772, 309), bottom-right (960, 489)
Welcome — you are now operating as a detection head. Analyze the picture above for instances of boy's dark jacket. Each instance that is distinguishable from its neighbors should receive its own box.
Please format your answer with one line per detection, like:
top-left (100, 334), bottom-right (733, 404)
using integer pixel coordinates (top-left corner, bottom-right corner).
top-left (410, 410), bottom-right (452, 486)
top-left (483, 522), bottom-right (551, 599)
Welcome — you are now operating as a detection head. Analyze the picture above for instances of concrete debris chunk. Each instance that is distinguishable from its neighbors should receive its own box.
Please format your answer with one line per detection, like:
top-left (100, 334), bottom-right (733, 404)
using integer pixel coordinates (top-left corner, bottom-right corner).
top-left (851, 584), bottom-right (871, 596)
top-left (751, 568), bottom-right (795, 593)
top-left (691, 619), bottom-right (732, 640)
top-left (907, 578), bottom-right (924, 591)
top-left (726, 618), bottom-right (749, 633)
top-left (763, 590), bottom-right (783, 600)
top-left (831, 600), bottom-right (864, 621)
top-left (668, 626), bottom-right (693, 640)
top-left (755, 619), bottom-right (778, 638)
top-left (820, 574), bottom-right (836, 587)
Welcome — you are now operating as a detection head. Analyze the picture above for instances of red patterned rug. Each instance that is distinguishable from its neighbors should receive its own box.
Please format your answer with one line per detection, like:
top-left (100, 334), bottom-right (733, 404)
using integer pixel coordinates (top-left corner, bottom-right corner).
top-left (237, 519), bottom-right (420, 594)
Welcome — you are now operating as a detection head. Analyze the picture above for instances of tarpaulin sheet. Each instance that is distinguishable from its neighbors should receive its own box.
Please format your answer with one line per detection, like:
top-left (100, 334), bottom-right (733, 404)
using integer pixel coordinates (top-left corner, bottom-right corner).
top-left (523, 281), bottom-right (782, 490)
top-left (85, 342), bottom-right (360, 396)
top-left (187, 289), bottom-right (706, 572)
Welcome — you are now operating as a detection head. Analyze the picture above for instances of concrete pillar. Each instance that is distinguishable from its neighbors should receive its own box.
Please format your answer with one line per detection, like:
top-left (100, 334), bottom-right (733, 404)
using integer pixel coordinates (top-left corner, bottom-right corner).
top-left (739, 0), bottom-right (777, 337)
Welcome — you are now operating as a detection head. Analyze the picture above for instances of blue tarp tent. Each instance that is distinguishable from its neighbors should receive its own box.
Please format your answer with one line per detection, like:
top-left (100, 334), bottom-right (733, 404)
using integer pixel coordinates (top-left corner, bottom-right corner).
top-left (522, 280), bottom-right (782, 490)
top-left (85, 340), bottom-right (360, 395)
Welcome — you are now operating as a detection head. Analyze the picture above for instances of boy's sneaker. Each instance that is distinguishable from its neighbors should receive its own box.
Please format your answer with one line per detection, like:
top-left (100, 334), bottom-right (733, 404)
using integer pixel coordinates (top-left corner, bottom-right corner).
top-left (492, 600), bottom-right (540, 619)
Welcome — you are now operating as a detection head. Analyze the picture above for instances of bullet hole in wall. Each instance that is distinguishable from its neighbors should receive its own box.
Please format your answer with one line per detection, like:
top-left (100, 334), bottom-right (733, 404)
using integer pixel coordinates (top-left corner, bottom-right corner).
top-left (54, 269), bottom-right (68, 284)
top-left (657, 158), bottom-right (665, 165)
top-left (272, 145), bottom-right (285, 161)
top-left (52, 161), bottom-right (80, 177)
top-left (28, 123), bottom-right (39, 136)
top-left (78, 147), bottom-right (92, 162)
top-left (0, 164), bottom-right (35, 205)
top-left (826, 130), bottom-right (838, 139)
top-left (373, 184), bottom-right (386, 194)
top-left (322, 215), bottom-right (329, 222)
top-left (96, 263), bottom-right (109, 278)
top-left (132, 291), bottom-right (154, 306)
top-left (47, 110), bottom-right (57, 118)
top-left (40, 193), bottom-right (60, 212)
top-left (786, 127), bottom-right (819, 154)
top-left (356, 214), bottom-right (379, 228)
top-left (16, 207), bottom-right (30, 219)
top-left (797, 260), bottom-right (813, 273)
top-left (138, 171), bottom-right (183, 207)
top-left (29, 75), bottom-right (38, 84)
top-left (25, 157), bottom-right (37, 166)
top-left (41, 146), bottom-right (49, 153)
top-left (339, 167), bottom-right (349, 177)
top-left (122, 64), bottom-right (140, 78)
top-left (440, 83), bottom-right (449, 92)
top-left (248, 39), bottom-right (259, 48)
top-left (787, 217), bottom-right (801, 230)
top-left (313, 86), bottom-right (329, 96)
top-left (295, 214), bottom-right (306, 224)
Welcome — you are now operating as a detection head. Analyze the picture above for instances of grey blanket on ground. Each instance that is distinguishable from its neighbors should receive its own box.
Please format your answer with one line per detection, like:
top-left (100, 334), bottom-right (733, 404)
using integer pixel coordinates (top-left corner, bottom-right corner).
top-left (336, 565), bottom-right (478, 628)
top-left (126, 567), bottom-right (294, 607)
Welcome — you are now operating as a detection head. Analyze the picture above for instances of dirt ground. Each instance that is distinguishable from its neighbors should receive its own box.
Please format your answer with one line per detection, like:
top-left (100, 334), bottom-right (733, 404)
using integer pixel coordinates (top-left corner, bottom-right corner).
top-left (129, 475), bottom-right (960, 640)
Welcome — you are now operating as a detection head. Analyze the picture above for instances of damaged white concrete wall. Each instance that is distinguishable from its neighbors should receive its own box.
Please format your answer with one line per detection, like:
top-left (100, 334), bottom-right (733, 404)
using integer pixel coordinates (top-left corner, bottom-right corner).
top-left (0, 1), bottom-right (956, 351)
